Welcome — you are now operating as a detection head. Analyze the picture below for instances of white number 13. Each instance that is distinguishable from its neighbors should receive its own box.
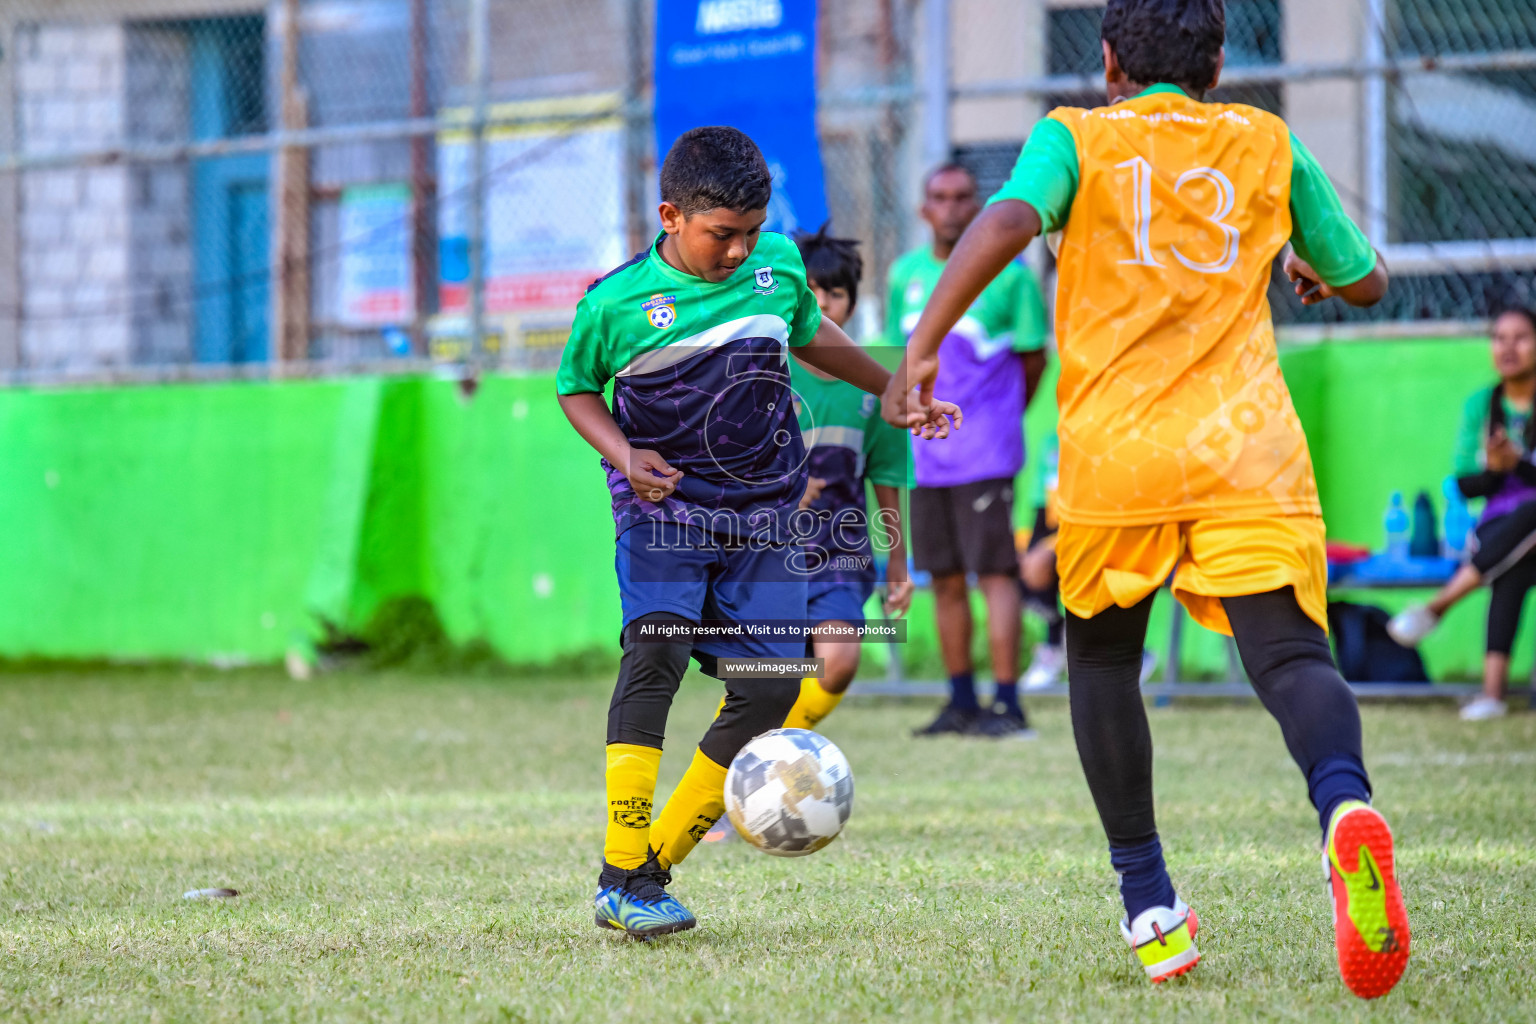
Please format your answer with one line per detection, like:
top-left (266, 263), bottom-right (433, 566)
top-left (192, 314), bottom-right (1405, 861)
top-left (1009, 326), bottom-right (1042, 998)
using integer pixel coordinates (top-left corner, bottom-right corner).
top-left (1116, 157), bottom-right (1240, 275)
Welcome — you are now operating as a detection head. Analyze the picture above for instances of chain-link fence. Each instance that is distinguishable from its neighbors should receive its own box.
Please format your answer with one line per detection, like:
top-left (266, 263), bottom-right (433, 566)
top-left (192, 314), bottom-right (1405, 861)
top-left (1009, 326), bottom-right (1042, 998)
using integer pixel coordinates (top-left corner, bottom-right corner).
top-left (2, 0), bottom-right (1534, 381)
top-left (952, 0), bottom-right (1536, 331)
top-left (0, 0), bottom-right (918, 380)
top-left (0, 0), bottom-right (638, 378)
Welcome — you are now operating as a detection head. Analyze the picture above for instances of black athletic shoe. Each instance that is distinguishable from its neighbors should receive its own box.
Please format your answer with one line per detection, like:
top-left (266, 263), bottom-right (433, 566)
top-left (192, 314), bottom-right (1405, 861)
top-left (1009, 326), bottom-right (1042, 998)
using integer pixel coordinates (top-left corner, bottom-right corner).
top-left (969, 705), bottom-right (1038, 740)
top-left (912, 703), bottom-right (981, 736)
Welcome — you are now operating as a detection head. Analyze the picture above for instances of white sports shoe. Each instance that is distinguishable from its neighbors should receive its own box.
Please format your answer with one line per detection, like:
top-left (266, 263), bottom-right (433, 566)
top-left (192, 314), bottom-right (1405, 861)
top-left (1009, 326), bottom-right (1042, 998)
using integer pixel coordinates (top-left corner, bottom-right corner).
top-left (1120, 897), bottom-right (1200, 983)
top-left (1459, 696), bottom-right (1508, 721)
top-left (1022, 644), bottom-right (1065, 691)
top-left (1386, 605), bottom-right (1439, 648)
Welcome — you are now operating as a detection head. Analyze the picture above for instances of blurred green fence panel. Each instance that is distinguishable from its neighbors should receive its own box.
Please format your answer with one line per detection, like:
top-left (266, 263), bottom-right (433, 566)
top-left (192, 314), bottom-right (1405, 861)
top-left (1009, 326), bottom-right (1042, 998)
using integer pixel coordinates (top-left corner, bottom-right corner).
top-left (0, 379), bottom-right (365, 660)
top-left (1, 340), bottom-right (1531, 680)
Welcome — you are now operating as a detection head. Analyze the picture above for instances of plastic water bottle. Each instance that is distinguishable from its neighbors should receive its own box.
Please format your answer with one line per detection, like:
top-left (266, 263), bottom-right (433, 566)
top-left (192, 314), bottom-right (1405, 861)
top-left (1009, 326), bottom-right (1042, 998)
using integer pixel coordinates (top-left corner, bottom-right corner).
top-left (1443, 477), bottom-right (1473, 560)
top-left (382, 326), bottom-right (412, 357)
top-left (1383, 491), bottom-right (1411, 561)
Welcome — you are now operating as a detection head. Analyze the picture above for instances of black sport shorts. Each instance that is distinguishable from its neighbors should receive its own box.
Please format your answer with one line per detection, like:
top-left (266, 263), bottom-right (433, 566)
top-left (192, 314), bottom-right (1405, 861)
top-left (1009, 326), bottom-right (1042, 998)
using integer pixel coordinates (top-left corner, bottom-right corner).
top-left (910, 477), bottom-right (1019, 577)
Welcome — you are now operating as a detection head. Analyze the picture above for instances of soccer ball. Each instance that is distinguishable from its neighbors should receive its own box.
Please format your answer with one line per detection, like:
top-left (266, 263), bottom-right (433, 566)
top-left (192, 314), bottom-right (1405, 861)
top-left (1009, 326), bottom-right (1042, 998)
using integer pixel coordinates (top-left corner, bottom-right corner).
top-left (724, 728), bottom-right (854, 857)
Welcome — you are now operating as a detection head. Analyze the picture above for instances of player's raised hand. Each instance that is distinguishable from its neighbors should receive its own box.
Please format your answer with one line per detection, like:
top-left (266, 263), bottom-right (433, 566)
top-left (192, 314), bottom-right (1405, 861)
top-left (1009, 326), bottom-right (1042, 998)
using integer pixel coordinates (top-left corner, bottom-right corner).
top-left (913, 398), bottom-right (963, 440)
top-left (883, 579), bottom-right (914, 618)
top-left (908, 354), bottom-right (942, 428)
top-left (1487, 428), bottom-right (1521, 473)
top-left (1285, 245), bottom-right (1389, 309)
top-left (626, 449), bottom-right (683, 503)
top-left (1283, 249), bottom-right (1334, 305)
top-left (879, 360), bottom-right (912, 429)
top-left (880, 354), bottom-right (943, 430)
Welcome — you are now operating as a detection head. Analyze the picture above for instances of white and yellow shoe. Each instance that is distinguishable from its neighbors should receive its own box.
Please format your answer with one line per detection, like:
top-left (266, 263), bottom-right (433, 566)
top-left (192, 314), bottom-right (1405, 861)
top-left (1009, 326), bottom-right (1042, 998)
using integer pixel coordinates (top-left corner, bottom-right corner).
top-left (1120, 898), bottom-right (1200, 983)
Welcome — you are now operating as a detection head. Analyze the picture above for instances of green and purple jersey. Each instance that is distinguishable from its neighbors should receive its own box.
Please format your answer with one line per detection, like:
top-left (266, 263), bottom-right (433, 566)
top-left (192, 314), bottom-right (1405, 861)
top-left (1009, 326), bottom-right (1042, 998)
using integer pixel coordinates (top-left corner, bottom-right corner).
top-left (558, 230), bottom-right (823, 541)
top-left (885, 246), bottom-right (1048, 488)
top-left (790, 362), bottom-right (913, 585)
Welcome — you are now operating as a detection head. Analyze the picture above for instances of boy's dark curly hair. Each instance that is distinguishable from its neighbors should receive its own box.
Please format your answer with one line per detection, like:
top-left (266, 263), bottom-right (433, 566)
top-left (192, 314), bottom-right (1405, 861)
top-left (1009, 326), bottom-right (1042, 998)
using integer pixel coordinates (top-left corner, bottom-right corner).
top-left (794, 222), bottom-right (864, 309)
top-left (1101, 0), bottom-right (1226, 96)
top-left (660, 126), bottom-right (772, 215)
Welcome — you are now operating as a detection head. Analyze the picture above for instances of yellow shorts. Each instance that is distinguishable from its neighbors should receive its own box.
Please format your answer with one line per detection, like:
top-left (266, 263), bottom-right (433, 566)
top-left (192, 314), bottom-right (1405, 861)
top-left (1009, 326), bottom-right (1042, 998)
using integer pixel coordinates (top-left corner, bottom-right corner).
top-left (1055, 516), bottom-right (1328, 636)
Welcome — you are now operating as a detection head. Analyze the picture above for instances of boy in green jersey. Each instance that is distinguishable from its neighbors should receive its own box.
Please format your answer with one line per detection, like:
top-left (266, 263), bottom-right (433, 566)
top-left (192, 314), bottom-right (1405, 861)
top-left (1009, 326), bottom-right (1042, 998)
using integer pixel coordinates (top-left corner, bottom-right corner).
top-left (557, 127), bottom-right (958, 938)
top-left (784, 225), bottom-right (915, 729)
top-left (701, 224), bottom-right (916, 848)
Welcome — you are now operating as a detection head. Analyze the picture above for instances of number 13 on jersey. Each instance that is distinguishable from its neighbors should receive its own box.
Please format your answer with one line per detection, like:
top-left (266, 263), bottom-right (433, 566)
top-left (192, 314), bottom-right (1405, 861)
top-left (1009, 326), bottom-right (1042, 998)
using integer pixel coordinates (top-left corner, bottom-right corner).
top-left (1116, 156), bottom-right (1240, 275)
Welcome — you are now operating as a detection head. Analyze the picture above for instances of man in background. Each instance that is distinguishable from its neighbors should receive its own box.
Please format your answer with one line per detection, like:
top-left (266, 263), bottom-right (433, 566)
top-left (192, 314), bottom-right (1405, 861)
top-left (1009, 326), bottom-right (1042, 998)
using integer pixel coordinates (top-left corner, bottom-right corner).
top-left (889, 164), bottom-right (1050, 737)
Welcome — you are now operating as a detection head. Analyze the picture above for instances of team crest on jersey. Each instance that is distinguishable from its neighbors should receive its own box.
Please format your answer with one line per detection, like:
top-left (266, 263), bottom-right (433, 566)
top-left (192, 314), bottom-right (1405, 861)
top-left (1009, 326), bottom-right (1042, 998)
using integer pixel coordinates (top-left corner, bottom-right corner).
top-left (753, 266), bottom-right (778, 294)
top-left (861, 393), bottom-right (878, 416)
top-left (642, 293), bottom-right (677, 329)
top-left (905, 280), bottom-right (925, 305)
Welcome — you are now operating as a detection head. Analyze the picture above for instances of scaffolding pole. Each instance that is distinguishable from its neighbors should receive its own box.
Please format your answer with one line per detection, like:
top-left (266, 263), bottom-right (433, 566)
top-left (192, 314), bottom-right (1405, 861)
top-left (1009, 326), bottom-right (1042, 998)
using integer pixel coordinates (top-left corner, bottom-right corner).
top-left (466, 0), bottom-right (490, 371)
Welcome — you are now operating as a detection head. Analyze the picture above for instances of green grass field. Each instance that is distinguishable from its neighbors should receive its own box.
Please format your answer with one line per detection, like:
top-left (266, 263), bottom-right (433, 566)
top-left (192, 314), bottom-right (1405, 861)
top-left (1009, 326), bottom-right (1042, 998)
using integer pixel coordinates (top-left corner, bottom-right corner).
top-left (1, 668), bottom-right (1532, 1022)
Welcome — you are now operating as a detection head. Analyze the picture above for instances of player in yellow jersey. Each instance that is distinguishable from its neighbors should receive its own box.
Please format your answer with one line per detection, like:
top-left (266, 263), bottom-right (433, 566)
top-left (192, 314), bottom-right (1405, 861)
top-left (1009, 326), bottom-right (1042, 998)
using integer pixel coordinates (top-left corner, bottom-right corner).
top-left (882, 0), bottom-right (1409, 999)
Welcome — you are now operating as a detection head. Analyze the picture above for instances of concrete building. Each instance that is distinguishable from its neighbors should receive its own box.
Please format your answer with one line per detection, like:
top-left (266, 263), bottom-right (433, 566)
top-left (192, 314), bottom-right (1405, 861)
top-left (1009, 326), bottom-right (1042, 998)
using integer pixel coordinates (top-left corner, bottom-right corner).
top-left (2, 0), bottom-right (1532, 374)
top-left (1, 2), bottom-right (281, 372)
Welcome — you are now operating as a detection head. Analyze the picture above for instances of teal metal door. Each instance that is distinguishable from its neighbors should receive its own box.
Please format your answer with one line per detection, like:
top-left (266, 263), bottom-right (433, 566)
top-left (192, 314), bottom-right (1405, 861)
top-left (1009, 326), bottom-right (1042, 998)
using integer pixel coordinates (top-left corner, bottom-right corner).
top-left (228, 181), bottom-right (270, 362)
top-left (190, 18), bottom-right (269, 363)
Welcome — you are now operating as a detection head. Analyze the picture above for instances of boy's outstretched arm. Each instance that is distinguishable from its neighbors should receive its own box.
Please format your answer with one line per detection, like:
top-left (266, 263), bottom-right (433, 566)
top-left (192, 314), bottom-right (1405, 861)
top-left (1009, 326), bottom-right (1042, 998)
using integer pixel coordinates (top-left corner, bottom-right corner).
top-left (793, 316), bottom-right (891, 394)
top-left (881, 199), bottom-right (1042, 428)
top-left (557, 391), bottom-right (683, 502)
top-left (795, 319), bottom-right (963, 439)
top-left (1284, 248), bottom-right (1388, 308)
top-left (872, 483), bottom-right (912, 618)
top-left (1282, 131), bottom-right (1389, 309)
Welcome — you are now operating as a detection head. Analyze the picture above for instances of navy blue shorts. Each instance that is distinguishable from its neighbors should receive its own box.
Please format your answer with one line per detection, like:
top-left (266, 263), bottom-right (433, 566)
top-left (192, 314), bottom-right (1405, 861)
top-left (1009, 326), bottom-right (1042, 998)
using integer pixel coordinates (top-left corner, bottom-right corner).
top-left (616, 521), bottom-right (808, 664)
top-left (806, 579), bottom-right (873, 629)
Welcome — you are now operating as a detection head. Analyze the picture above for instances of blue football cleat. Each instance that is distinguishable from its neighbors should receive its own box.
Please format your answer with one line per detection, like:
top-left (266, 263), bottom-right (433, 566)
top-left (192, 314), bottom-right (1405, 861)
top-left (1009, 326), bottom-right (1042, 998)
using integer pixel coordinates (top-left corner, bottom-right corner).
top-left (594, 852), bottom-right (696, 938)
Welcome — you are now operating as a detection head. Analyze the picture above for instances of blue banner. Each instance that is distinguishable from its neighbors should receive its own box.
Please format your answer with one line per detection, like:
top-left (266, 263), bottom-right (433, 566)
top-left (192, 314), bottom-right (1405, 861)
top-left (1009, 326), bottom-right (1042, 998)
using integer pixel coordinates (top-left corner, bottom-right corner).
top-left (654, 0), bottom-right (828, 234)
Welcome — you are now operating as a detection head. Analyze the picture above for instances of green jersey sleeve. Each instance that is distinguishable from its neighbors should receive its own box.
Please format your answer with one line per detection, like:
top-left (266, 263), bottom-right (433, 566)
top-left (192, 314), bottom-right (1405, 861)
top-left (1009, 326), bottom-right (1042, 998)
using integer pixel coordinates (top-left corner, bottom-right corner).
top-left (863, 411), bottom-right (914, 489)
top-left (1454, 388), bottom-right (1492, 477)
top-left (775, 234), bottom-right (822, 347)
top-left (555, 296), bottom-right (611, 396)
top-left (1287, 132), bottom-right (1378, 288)
top-left (987, 116), bottom-right (1079, 234)
top-left (1010, 264), bottom-right (1049, 353)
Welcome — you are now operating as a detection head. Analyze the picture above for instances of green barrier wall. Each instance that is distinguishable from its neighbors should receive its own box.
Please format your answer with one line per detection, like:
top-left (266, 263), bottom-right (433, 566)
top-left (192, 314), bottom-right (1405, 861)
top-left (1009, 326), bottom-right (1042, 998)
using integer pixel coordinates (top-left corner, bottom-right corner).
top-left (0, 336), bottom-right (1519, 679)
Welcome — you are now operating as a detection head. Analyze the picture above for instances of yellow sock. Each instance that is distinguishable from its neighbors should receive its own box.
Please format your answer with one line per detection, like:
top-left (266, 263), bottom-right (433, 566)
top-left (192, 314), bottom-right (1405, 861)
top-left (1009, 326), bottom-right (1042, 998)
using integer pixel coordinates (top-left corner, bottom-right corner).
top-left (604, 743), bottom-right (663, 869)
top-left (782, 676), bottom-right (845, 731)
top-left (651, 747), bottom-right (730, 869)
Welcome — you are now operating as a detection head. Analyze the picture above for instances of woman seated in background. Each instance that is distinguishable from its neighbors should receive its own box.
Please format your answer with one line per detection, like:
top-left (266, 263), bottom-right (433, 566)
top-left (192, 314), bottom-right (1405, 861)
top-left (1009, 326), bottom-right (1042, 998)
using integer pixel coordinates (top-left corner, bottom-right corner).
top-left (1390, 307), bottom-right (1536, 720)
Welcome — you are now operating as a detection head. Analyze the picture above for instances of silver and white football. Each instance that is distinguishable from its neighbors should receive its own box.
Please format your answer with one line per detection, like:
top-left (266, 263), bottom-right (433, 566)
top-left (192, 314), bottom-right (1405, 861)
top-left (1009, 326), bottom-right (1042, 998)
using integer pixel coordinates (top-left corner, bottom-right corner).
top-left (724, 728), bottom-right (854, 857)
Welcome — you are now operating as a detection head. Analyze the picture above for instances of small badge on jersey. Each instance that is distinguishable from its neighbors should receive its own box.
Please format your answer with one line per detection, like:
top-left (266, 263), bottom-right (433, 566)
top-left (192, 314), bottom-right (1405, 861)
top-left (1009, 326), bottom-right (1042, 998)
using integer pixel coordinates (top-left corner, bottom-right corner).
top-left (861, 393), bottom-right (878, 417)
top-left (753, 266), bottom-right (778, 294)
top-left (642, 293), bottom-right (677, 329)
top-left (905, 279), bottom-right (925, 305)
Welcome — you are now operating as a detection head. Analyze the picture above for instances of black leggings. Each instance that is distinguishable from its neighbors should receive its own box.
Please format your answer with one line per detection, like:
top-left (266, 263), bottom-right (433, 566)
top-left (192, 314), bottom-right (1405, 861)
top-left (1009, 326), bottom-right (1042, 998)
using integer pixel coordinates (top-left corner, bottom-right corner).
top-left (1471, 505), bottom-right (1536, 655)
top-left (607, 612), bottom-right (800, 767)
top-left (1065, 588), bottom-right (1365, 846)
top-left (1487, 558), bottom-right (1536, 655)
top-left (1024, 508), bottom-right (1065, 646)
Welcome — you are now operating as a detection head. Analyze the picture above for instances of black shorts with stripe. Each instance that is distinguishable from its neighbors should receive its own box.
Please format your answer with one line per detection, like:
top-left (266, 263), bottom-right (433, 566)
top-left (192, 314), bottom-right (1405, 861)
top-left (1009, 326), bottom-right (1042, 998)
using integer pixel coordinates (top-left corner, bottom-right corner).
top-left (910, 477), bottom-right (1019, 577)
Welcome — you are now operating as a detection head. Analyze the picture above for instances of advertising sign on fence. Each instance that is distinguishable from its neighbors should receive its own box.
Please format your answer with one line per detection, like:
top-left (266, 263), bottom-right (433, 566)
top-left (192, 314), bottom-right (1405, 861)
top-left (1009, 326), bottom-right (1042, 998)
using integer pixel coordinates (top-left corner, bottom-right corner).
top-left (654, 0), bottom-right (827, 234)
top-left (338, 184), bottom-right (414, 327)
top-left (438, 93), bottom-right (627, 315)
